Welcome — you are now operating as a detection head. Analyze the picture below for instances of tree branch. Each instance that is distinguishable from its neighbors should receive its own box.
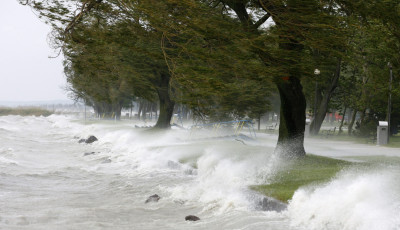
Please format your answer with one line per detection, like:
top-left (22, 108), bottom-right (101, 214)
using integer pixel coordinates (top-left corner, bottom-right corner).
top-left (64, 0), bottom-right (103, 35)
top-left (222, 0), bottom-right (253, 26)
top-left (258, 0), bottom-right (281, 21)
top-left (253, 13), bottom-right (270, 29)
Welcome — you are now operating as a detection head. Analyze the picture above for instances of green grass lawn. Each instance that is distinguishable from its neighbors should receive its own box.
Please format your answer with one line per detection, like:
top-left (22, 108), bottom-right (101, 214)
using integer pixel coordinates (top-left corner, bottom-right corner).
top-left (251, 154), bottom-right (353, 203)
top-left (179, 157), bottom-right (198, 169)
top-left (343, 155), bottom-right (400, 164)
top-left (0, 107), bottom-right (53, 117)
top-left (312, 132), bottom-right (400, 148)
top-left (387, 135), bottom-right (400, 148)
top-left (312, 132), bottom-right (373, 144)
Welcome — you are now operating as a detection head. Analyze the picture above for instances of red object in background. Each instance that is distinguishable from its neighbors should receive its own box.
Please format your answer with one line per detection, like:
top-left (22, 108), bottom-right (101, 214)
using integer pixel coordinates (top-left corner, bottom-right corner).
top-left (281, 76), bottom-right (290, 81)
top-left (335, 112), bottom-right (343, 120)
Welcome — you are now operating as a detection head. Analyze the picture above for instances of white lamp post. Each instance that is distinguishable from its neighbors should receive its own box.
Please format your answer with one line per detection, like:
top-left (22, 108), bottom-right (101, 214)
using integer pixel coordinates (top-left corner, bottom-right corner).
top-left (387, 63), bottom-right (393, 143)
top-left (313, 69), bottom-right (320, 122)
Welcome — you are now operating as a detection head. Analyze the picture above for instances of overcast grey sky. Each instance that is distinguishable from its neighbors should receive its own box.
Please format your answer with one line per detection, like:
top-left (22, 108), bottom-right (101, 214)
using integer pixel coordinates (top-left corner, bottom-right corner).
top-left (0, 0), bottom-right (70, 102)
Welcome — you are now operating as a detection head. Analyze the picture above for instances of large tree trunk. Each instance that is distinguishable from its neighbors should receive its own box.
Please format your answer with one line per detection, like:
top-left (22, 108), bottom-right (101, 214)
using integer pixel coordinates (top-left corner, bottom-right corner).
top-left (339, 106), bottom-right (347, 134)
top-left (360, 108), bottom-right (366, 123)
top-left (154, 73), bottom-right (175, 129)
top-left (155, 104), bottom-right (158, 120)
top-left (95, 102), bottom-right (113, 119)
top-left (141, 101), bottom-right (147, 120)
top-left (151, 103), bottom-right (156, 120)
top-left (148, 103), bottom-right (152, 120)
top-left (112, 102), bottom-right (122, 120)
top-left (94, 104), bottom-right (101, 117)
top-left (348, 109), bottom-right (357, 136)
top-left (182, 105), bottom-right (188, 121)
top-left (310, 58), bottom-right (342, 135)
top-left (222, 0), bottom-right (307, 158)
top-left (130, 102), bottom-right (133, 119)
top-left (275, 77), bottom-right (307, 158)
top-left (138, 100), bottom-right (143, 120)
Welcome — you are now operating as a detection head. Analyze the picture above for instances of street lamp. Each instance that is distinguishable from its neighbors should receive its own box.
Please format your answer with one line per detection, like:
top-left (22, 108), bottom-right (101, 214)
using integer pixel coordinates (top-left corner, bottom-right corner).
top-left (387, 62), bottom-right (393, 143)
top-left (313, 69), bottom-right (320, 122)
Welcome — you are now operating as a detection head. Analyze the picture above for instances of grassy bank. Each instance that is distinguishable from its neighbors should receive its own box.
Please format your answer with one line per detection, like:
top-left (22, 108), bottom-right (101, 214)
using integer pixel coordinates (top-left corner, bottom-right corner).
top-left (251, 154), bottom-right (353, 203)
top-left (0, 107), bottom-right (53, 117)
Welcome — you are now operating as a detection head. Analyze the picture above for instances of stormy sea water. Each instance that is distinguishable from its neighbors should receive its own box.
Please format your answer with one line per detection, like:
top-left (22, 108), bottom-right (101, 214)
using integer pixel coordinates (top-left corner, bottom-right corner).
top-left (1, 115), bottom-right (400, 230)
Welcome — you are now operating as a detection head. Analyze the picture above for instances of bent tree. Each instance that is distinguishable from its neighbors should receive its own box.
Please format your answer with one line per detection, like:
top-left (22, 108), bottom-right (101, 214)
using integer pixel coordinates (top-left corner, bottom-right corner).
top-left (219, 1), bottom-right (307, 157)
top-left (21, 0), bottom-right (176, 128)
top-left (218, 0), bottom-right (347, 157)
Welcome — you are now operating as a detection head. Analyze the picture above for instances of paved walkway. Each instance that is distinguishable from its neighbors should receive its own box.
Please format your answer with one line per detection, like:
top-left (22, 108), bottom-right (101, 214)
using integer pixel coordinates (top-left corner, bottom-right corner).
top-left (257, 133), bottom-right (399, 158)
top-left (305, 137), bottom-right (399, 158)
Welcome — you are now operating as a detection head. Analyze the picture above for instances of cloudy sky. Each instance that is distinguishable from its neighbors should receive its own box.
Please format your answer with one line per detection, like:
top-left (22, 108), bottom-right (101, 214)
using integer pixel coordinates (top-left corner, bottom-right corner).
top-left (0, 1), bottom-right (70, 102)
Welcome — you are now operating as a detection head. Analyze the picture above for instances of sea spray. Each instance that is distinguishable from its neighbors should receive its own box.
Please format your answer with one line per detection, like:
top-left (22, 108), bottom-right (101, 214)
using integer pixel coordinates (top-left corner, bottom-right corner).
top-left (164, 143), bottom-right (282, 214)
top-left (288, 168), bottom-right (400, 230)
top-left (76, 119), bottom-right (285, 215)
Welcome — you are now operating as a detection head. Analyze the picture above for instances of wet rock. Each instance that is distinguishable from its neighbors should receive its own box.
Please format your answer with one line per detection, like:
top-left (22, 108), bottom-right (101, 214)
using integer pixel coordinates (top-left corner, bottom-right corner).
top-left (167, 160), bottom-right (182, 170)
top-left (78, 139), bottom-right (86, 143)
top-left (84, 152), bottom-right (95, 156)
top-left (247, 191), bottom-right (287, 212)
top-left (85, 136), bottom-right (98, 144)
top-left (235, 138), bottom-right (247, 145)
top-left (259, 197), bottom-right (287, 212)
top-left (185, 215), bottom-right (200, 221)
top-left (184, 168), bottom-right (197, 175)
top-left (101, 159), bottom-right (112, 164)
top-left (145, 194), bottom-right (161, 203)
top-left (174, 199), bottom-right (186, 205)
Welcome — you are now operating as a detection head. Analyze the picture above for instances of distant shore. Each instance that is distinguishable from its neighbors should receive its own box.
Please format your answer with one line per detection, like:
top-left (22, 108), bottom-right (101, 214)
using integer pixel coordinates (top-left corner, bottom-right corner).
top-left (0, 107), bottom-right (53, 117)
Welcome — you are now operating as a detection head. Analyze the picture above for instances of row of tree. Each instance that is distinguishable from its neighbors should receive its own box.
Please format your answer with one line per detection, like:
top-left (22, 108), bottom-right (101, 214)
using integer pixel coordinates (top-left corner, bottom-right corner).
top-left (21, 0), bottom-right (400, 158)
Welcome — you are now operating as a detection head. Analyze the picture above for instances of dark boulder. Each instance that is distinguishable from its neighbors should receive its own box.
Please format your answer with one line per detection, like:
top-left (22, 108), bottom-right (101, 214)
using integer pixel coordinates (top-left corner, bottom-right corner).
top-left (185, 215), bottom-right (200, 221)
top-left (174, 199), bottom-right (186, 205)
top-left (84, 152), bottom-right (95, 156)
top-left (85, 136), bottom-right (98, 144)
top-left (78, 139), bottom-right (86, 143)
top-left (145, 194), bottom-right (161, 203)
top-left (101, 159), bottom-right (112, 164)
top-left (259, 197), bottom-right (287, 212)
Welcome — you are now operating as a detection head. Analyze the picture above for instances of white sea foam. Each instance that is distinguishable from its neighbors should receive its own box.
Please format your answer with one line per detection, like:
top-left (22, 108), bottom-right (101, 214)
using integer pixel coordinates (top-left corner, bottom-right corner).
top-left (0, 155), bottom-right (18, 165)
top-left (288, 168), bottom-right (400, 230)
top-left (164, 143), bottom-right (281, 214)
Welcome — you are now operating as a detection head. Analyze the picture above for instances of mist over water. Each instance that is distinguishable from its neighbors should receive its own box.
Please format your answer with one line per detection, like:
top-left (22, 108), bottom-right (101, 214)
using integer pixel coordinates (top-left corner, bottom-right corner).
top-left (1, 115), bottom-right (400, 229)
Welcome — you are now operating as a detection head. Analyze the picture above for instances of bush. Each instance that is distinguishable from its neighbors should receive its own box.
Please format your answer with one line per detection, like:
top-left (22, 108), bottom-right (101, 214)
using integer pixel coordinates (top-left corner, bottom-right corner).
top-left (354, 117), bottom-right (377, 137)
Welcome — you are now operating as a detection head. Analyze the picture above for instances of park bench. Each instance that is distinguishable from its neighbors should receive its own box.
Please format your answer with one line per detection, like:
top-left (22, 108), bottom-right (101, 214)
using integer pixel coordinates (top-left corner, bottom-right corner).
top-left (265, 123), bottom-right (278, 132)
top-left (366, 133), bottom-right (377, 144)
top-left (321, 127), bottom-right (336, 137)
